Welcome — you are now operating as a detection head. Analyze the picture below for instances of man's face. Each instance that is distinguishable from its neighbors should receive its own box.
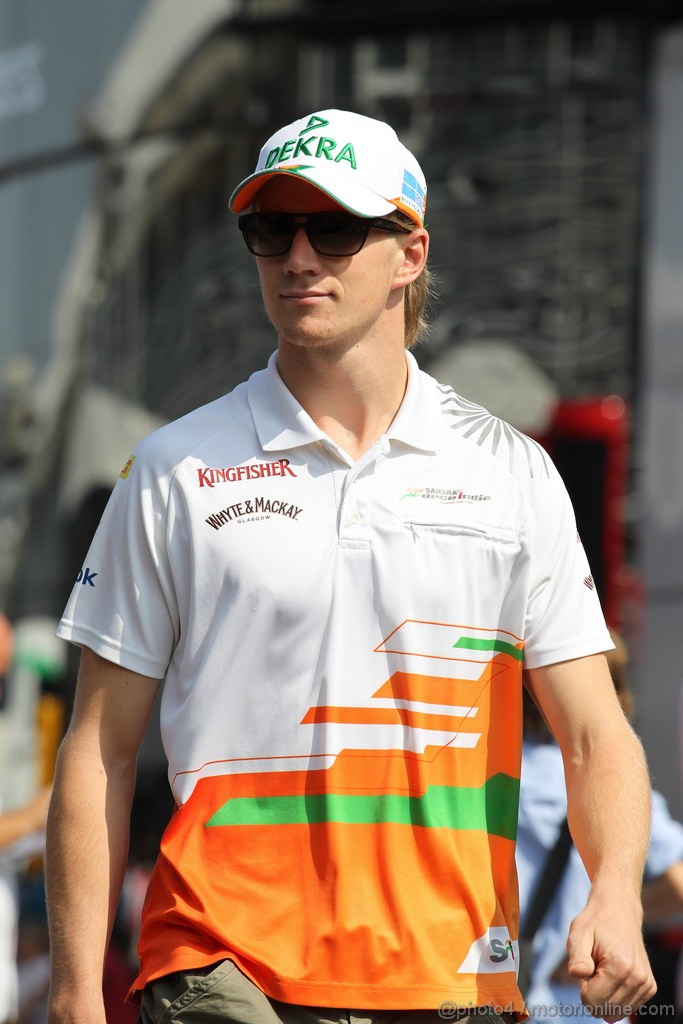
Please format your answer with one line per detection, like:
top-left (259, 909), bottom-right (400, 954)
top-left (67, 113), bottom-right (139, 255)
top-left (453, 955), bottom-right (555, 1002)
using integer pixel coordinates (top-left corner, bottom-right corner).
top-left (252, 176), bottom-right (413, 353)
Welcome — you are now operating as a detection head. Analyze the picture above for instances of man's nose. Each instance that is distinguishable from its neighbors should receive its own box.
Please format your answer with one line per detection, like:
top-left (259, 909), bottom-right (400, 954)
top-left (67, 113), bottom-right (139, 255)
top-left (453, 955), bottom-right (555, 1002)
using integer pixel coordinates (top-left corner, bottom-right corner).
top-left (282, 225), bottom-right (322, 271)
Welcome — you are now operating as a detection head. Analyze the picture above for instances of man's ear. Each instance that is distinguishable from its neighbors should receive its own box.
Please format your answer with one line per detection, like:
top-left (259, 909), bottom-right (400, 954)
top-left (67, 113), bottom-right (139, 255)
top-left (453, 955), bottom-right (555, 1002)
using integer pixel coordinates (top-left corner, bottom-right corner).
top-left (392, 229), bottom-right (429, 289)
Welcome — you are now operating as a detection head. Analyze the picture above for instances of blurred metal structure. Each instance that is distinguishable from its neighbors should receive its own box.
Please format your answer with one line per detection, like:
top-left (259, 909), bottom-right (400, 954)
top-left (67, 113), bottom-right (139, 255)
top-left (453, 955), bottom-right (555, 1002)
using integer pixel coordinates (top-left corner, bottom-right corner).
top-left (58, 18), bottom-right (649, 428)
top-left (304, 22), bottom-right (645, 400)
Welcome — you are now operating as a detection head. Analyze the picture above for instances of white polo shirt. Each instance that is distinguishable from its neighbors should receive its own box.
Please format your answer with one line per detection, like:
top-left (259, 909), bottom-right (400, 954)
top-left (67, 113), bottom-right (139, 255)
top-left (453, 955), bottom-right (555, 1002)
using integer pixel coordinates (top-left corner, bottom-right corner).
top-left (58, 351), bottom-right (612, 1011)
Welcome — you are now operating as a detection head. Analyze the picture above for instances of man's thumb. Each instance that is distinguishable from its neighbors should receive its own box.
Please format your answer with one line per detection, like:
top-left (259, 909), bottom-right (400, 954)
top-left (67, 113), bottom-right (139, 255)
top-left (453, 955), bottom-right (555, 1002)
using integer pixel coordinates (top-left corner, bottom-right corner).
top-left (566, 929), bottom-right (596, 980)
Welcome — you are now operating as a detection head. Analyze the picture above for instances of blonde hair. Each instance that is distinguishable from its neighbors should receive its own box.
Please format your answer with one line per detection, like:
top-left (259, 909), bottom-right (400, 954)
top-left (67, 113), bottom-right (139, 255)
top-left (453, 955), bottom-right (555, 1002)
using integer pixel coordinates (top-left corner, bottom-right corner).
top-left (387, 210), bottom-right (435, 349)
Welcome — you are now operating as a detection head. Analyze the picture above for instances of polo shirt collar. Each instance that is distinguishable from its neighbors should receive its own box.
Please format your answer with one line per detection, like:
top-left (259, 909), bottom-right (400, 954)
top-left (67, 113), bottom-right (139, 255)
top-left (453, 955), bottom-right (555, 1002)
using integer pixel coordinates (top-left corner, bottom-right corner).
top-left (249, 352), bottom-right (325, 452)
top-left (248, 349), bottom-right (442, 454)
top-left (386, 351), bottom-right (442, 452)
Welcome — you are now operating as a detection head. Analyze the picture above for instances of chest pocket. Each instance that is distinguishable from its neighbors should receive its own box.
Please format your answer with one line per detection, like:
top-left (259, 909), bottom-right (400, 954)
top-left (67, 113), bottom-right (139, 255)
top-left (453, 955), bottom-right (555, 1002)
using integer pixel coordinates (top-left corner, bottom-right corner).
top-left (402, 520), bottom-right (520, 546)
top-left (396, 518), bottom-right (524, 622)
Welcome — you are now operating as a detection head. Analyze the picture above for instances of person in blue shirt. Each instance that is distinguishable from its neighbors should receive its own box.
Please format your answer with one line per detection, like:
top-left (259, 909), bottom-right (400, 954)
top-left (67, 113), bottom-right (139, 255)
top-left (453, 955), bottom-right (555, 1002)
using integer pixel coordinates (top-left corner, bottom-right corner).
top-left (518, 631), bottom-right (683, 1021)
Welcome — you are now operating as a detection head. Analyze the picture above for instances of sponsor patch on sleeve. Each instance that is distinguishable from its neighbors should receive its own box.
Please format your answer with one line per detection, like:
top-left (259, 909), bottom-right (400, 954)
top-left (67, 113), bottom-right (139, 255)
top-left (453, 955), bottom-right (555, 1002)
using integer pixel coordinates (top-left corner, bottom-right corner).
top-left (119, 454), bottom-right (136, 479)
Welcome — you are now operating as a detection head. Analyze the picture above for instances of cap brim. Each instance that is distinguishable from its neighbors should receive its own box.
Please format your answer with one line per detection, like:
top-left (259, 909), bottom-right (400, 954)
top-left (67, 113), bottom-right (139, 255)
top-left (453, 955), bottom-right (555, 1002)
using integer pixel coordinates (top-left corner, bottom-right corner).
top-left (229, 165), bottom-right (397, 220)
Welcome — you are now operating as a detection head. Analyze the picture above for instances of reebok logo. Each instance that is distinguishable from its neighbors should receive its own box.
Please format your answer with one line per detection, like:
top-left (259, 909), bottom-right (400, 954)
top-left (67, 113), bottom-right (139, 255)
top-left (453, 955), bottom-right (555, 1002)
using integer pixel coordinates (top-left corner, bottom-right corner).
top-left (76, 566), bottom-right (98, 587)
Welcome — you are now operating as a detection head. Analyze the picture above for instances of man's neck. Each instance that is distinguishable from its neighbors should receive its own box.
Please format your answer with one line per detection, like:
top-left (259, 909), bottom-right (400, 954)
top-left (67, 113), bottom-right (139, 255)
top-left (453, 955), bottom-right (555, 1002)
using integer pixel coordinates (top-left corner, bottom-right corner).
top-left (276, 335), bottom-right (409, 462)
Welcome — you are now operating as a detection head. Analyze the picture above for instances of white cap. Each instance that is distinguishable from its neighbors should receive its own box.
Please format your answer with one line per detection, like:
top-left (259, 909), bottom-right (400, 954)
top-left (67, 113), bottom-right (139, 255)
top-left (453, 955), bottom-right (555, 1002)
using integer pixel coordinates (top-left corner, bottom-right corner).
top-left (229, 109), bottom-right (427, 227)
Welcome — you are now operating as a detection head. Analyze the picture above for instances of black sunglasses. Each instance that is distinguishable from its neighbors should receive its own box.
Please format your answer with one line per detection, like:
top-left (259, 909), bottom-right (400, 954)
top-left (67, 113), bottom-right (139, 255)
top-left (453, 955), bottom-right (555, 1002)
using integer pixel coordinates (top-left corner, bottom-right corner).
top-left (238, 211), bottom-right (412, 258)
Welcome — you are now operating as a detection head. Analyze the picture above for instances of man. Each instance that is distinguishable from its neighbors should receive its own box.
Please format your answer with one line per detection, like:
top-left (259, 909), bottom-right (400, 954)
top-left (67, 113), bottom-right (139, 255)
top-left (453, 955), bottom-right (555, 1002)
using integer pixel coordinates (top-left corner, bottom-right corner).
top-left (46, 109), bottom-right (656, 1024)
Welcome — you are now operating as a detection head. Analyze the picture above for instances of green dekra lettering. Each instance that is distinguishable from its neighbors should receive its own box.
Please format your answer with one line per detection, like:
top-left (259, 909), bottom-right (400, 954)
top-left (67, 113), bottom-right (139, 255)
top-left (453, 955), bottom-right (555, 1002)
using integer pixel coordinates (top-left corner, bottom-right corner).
top-left (264, 137), bottom-right (357, 169)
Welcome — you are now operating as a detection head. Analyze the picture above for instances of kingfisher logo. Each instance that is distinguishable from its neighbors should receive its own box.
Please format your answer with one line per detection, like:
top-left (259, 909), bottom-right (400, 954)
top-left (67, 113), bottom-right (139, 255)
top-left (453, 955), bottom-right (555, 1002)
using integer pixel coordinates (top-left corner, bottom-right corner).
top-left (489, 938), bottom-right (515, 963)
top-left (264, 116), bottom-right (357, 171)
top-left (197, 459), bottom-right (297, 488)
top-left (401, 486), bottom-right (491, 504)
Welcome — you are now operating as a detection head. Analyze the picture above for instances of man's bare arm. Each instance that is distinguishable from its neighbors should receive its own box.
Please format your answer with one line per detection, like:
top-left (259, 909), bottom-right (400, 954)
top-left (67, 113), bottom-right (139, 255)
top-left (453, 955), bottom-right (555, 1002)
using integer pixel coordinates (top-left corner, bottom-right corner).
top-left (46, 647), bottom-right (161, 1024)
top-left (526, 653), bottom-right (656, 1020)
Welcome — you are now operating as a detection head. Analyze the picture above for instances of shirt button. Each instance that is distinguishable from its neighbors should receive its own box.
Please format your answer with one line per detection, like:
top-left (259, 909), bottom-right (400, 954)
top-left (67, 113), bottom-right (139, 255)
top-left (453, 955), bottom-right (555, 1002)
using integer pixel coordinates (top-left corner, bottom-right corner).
top-left (351, 512), bottom-right (361, 524)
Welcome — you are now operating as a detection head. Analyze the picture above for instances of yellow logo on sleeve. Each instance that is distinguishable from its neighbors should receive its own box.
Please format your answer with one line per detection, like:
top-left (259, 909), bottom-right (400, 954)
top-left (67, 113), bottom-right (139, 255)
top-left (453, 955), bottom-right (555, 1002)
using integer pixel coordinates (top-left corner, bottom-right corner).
top-left (119, 454), bottom-right (136, 479)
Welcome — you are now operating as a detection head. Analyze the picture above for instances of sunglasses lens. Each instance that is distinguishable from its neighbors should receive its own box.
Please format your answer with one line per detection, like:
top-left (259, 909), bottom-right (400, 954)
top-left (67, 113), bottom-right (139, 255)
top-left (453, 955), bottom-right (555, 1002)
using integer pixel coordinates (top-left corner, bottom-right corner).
top-left (239, 213), bottom-right (374, 257)
top-left (308, 214), bottom-right (369, 256)
top-left (241, 214), bottom-right (295, 256)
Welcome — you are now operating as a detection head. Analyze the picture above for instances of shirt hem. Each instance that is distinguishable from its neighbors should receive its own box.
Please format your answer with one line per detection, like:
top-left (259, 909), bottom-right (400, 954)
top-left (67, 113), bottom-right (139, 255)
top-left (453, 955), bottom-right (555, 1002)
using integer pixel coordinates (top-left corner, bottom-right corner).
top-left (56, 621), bottom-right (167, 678)
top-left (129, 949), bottom-right (525, 1012)
top-left (523, 634), bottom-right (614, 671)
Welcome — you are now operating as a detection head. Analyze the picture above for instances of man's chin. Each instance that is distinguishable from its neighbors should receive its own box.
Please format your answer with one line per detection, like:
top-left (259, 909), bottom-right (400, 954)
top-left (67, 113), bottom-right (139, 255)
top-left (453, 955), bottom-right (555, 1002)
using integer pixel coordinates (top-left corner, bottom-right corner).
top-left (277, 327), bottom-right (340, 350)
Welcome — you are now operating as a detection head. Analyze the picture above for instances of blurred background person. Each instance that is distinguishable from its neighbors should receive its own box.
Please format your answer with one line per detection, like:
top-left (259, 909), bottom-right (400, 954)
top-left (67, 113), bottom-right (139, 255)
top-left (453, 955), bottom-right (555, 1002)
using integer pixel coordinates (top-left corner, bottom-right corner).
top-left (15, 874), bottom-right (50, 1024)
top-left (0, 789), bottom-right (51, 1024)
top-left (517, 631), bottom-right (683, 1022)
top-left (0, 614), bottom-right (63, 1024)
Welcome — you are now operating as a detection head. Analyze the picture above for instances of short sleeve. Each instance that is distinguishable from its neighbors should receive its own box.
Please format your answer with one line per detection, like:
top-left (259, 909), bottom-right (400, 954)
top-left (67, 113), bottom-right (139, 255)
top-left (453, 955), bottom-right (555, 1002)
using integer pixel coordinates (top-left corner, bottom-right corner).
top-left (56, 444), bottom-right (179, 678)
top-left (523, 455), bottom-right (613, 669)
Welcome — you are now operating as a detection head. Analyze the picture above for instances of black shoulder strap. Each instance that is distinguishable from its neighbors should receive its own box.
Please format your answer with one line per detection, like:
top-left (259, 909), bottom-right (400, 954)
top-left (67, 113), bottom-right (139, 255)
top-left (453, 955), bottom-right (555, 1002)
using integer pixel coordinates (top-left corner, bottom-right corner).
top-left (520, 817), bottom-right (573, 941)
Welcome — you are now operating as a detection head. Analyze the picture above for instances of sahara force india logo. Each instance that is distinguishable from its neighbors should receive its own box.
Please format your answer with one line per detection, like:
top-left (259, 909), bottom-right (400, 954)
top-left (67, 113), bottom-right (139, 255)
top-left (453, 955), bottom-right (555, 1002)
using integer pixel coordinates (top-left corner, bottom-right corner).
top-left (489, 938), bottom-right (515, 963)
top-left (205, 497), bottom-right (303, 530)
top-left (401, 487), bottom-right (491, 504)
top-left (456, 928), bottom-right (519, 975)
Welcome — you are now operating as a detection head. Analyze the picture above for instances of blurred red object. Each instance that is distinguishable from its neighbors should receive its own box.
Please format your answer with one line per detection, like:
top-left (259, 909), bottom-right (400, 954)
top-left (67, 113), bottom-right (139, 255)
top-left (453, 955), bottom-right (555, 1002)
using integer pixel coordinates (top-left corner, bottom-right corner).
top-left (544, 396), bottom-right (642, 634)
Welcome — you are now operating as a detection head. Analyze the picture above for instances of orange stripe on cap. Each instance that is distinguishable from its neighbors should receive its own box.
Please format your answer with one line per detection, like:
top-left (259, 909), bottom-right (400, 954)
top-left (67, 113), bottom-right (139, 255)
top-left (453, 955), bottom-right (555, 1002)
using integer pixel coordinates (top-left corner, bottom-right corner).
top-left (230, 170), bottom-right (291, 211)
top-left (388, 197), bottom-right (424, 227)
top-left (230, 167), bottom-right (347, 212)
